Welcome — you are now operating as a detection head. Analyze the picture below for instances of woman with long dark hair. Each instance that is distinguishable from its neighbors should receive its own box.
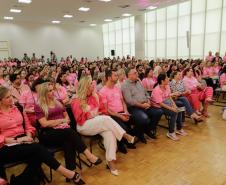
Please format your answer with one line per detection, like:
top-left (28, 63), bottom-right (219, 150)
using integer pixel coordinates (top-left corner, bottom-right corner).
top-left (151, 73), bottom-right (187, 141)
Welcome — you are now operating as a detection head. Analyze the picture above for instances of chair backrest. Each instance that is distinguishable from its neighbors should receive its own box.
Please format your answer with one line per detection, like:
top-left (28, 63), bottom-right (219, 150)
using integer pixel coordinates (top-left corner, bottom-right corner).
top-left (66, 105), bottom-right (77, 131)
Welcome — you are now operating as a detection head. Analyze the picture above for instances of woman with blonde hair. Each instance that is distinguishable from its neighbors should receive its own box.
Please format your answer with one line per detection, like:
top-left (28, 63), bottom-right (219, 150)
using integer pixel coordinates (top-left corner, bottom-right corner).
top-left (71, 76), bottom-right (135, 176)
top-left (35, 82), bottom-right (102, 182)
top-left (0, 86), bottom-right (86, 185)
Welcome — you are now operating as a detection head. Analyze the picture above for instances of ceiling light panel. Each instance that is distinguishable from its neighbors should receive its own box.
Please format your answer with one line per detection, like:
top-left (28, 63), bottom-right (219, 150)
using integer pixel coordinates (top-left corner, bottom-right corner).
top-left (104, 19), bottom-right (112, 22)
top-left (10, 9), bottom-right (22, 13)
top-left (52, 20), bottom-right (61, 24)
top-left (78, 7), bottom-right (90, 12)
top-left (122, 13), bottom-right (131, 17)
top-left (63, 14), bottom-right (73, 18)
top-left (99, 0), bottom-right (111, 2)
top-left (4, 16), bottom-right (14, 20)
top-left (18, 0), bottom-right (32, 4)
top-left (147, 6), bottom-right (157, 10)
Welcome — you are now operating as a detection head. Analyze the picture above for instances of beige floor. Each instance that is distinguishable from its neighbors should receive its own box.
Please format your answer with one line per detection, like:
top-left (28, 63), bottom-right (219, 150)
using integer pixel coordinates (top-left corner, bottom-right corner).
top-left (7, 104), bottom-right (226, 185)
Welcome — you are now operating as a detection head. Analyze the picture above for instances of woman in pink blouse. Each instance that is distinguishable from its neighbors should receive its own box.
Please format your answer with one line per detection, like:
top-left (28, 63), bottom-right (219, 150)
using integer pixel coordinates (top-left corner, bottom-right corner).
top-left (35, 82), bottom-right (102, 181)
top-left (19, 78), bottom-right (46, 126)
top-left (142, 67), bottom-right (157, 93)
top-left (212, 61), bottom-right (221, 76)
top-left (220, 66), bottom-right (226, 89)
top-left (0, 86), bottom-right (87, 185)
top-left (71, 76), bottom-right (135, 176)
top-left (56, 72), bottom-right (76, 99)
top-left (183, 68), bottom-right (213, 117)
top-left (151, 73), bottom-right (186, 141)
top-left (203, 61), bottom-right (214, 78)
top-left (0, 69), bottom-right (5, 86)
top-left (223, 52), bottom-right (226, 62)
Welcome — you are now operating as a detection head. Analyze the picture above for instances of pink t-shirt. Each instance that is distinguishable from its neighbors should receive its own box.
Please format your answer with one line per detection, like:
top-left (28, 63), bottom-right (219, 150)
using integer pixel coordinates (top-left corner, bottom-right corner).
top-left (183, 76), bottom-right (199, 91)
top-left (54, 85), bottom-right (67, 101)
top-left (10, 84), bottom-right (30, 103)
top-left (205, 55), bottom-right (214, 62)
top-left (0, 78), bottom-right (5, 85)
top-left (150, 85), bottom-right (171, 108)
top-left (223, 56), bottom-right (226, 62)
top-left (99, 85), bottom-right (124, 113)
top-left (203, 67), bottom-right (214, 77)
top-left (212, 66), bottom-right (220, 75)
top-left (142, 77), bottom-right (157, 91)
top-left (220, 73), bottom-right (226, 88)
top-left (19, 90), bottom-right (37, 112)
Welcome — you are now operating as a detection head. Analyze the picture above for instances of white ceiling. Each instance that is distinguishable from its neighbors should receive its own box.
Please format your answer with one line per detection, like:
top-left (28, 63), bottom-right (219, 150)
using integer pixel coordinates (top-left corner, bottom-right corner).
top-left (0, 0), bottom-right (185, 26)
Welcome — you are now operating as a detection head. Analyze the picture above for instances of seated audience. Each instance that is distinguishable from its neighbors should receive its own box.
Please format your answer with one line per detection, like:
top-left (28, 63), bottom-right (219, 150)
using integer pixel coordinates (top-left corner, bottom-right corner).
top-left (151, 73), bottom-right (187, 141)
top-left (19, 78), bottom-right (46, 125)
top-left (121, 68), bottom-right (163, 143)
top-left (183, 68), bottom-right (213, 117)
top-left (71, 76), bottom-right (135, 176)
top-left (0, 86), bottom-right (85, 185)
top-left (99, 69), bottom-right (135, 154)
top-left (9, 73), bottom-right (30, 103)
top-left (35, 82), bottom-right (102, 180)
top-left (169, 71), bottom-right (202, 122)
top-left (220, 66), bottom-right (226, 90)
top-left (142, 67), bottom-right (156, 94)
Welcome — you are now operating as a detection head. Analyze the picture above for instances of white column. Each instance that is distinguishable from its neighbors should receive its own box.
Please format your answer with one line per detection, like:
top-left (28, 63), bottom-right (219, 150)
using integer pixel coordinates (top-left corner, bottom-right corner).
top-left (135, 14), bottom-right (145, 59)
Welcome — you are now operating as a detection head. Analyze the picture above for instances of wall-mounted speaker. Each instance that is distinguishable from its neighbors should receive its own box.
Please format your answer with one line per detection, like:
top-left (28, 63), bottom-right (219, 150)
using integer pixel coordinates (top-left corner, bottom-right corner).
top-left (111, 50), bottom-right (115, 56)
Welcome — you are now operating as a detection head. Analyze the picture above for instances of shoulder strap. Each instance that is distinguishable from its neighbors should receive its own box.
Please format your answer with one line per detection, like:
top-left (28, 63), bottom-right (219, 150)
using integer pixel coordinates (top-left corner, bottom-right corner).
top-left (15, 102), bottom-right (26, 131)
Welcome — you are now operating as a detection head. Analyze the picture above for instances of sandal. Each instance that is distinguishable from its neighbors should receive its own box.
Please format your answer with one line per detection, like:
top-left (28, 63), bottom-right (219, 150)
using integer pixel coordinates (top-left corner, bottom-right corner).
top-left (71, 172), bottom-right (85, 185)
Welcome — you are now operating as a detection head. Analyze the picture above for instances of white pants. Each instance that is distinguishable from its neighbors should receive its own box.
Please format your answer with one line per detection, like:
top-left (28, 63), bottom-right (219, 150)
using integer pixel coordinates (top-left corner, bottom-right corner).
top-left (77, 115), bottom-right (126, 161)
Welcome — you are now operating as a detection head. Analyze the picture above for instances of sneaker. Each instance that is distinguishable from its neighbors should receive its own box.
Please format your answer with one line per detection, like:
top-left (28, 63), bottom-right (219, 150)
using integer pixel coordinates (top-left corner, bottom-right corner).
top-left (176, 129), bottom-right (188, 136)
top-left (166, 132), bottom-right (179, 141)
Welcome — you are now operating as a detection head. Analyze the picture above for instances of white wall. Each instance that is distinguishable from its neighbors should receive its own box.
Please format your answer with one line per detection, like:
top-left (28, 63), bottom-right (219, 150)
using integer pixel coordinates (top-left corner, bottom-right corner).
top-left (0, 21), bottom-right (104, 60)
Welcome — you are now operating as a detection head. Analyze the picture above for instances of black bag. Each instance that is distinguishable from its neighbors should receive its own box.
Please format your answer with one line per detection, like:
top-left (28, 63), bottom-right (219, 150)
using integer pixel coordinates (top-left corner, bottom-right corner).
top-left (10, 165), bottom-right (46, 185)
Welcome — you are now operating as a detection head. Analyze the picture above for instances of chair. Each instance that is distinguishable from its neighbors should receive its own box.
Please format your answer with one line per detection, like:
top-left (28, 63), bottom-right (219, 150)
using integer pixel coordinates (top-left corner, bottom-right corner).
top-left (215, 88), bottom-right (226, 103)
top-left (66, 105), bottom-right (104, 167)
top-left (35, 120), bottom-right (82, 181)
top-left (3, 153), bottom-right (52, 183)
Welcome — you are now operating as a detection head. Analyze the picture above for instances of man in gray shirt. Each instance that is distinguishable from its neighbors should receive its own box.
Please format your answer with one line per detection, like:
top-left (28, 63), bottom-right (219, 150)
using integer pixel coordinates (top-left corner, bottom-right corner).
top-left (121, 68), bottom-right (163, 143)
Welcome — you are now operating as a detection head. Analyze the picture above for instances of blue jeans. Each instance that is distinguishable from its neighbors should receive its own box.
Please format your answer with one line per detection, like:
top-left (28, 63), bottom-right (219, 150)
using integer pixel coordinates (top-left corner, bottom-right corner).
top-left (162, 108), bottom-right (182, 133)
top-left (175, 96), bottom-right (194, 116)
top-left (128, 106), bottom-right (163, 138)
top-left (175, 96), bottom-right (194, 122)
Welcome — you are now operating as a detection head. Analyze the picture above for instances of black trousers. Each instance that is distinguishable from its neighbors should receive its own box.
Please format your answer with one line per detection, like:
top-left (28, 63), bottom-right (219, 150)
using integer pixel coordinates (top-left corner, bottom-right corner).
top-left (111, 115), bottom-right (132, 147)
top-left (39, 128), bottom-right (87, 170)
top-left (0, 143), bottom-right (60, 179)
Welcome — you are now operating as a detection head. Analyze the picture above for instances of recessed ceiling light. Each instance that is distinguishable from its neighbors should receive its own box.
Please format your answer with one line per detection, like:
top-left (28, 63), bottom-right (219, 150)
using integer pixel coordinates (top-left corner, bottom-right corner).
top-left (63, 14), bottom-right (73, 18)
top-left (18, 0), bottom-right (32, 4)
top-left (104, 19), bottom-right (112, 22)
top-left (52, 20), bottom-right (61, 24)
top-left (4, 16), bottom-right (14, 20)
top-left (10, 9), bottom-right (22, 13)
top-left (90, 24), bottom-right (97, 26)
top-left (78, 7), bottom-right (90, 12)
top-left (122, 13), bottom-right (131, 17)
top-left (147, 6), bottom-right (157, 10)
top-left (99, 0), bottom-right (111, 2)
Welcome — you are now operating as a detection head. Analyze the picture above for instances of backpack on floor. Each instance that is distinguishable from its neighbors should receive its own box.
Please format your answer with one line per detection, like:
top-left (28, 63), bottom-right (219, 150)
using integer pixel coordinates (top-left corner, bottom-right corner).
top-left (9, 165), bottom-right (46, 185)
